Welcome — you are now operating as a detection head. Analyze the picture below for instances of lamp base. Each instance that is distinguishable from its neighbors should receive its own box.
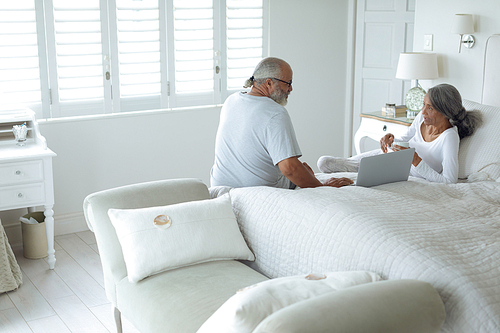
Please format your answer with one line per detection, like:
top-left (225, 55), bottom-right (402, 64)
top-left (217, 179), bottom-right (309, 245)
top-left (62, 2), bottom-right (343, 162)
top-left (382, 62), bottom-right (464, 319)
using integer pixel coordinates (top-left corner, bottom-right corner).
top-left (404, 86), bottom-right (426, 119)
top-left (406, 109), bottom-right (419, 120)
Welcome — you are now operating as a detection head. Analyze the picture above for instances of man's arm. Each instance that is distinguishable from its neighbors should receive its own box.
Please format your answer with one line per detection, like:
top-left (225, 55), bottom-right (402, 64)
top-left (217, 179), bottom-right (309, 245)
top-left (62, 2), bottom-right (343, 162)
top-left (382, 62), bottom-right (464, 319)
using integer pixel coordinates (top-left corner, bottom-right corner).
top-left (278, 157), bottom-right (353, 188)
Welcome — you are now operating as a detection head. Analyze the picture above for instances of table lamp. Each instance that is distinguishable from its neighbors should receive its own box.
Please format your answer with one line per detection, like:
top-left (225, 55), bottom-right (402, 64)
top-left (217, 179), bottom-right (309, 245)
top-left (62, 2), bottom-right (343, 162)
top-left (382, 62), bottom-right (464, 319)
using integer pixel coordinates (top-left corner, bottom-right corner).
top-left (396, 52), bottom-right (438, 119)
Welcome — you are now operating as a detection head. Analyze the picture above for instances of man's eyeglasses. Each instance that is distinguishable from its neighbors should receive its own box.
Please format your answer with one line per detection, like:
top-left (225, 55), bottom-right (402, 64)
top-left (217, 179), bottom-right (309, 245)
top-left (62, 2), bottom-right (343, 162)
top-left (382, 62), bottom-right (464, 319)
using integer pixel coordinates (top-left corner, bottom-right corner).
top-left (272, 78), bottom-right (292, 88)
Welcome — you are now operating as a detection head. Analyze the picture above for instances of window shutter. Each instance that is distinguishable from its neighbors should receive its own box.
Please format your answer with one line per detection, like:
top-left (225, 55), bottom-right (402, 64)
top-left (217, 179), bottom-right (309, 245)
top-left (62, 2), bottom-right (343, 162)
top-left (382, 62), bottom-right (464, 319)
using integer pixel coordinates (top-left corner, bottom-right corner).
top-left (172, 0), bottom-right (214, 96)
top-left (51, 0), bottom-right (104, 103)
top-left (0, 0), bottom-right (42, 112)
top-left (115, 0), bottom-right (161, 106)
top-left (226, 0), bottom-right (264, 91)
top-left (1, 0), bottom-right (269, 118)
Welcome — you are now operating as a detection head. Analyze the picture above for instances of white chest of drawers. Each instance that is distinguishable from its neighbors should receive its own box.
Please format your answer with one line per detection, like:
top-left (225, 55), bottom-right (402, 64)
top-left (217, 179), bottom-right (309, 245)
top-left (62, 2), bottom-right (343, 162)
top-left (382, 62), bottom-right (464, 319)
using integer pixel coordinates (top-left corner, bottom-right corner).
top-left (0, 110), bottom-right (57, 269)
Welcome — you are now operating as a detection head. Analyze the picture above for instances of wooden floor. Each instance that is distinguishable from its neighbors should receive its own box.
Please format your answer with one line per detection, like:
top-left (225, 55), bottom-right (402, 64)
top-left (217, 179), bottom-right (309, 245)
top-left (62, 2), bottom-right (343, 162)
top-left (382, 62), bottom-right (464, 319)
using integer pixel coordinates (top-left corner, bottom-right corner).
top-left (0, 231), bottom-right (140, 333)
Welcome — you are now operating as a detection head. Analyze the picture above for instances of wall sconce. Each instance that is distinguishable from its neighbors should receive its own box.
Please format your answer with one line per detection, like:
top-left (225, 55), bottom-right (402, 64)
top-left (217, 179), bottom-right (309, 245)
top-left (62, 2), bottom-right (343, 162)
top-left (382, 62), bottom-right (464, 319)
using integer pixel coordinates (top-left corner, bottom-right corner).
top-left (396, 52), bottom-right (439, 119)
top-left (451, 14), bottom-right (475, 53)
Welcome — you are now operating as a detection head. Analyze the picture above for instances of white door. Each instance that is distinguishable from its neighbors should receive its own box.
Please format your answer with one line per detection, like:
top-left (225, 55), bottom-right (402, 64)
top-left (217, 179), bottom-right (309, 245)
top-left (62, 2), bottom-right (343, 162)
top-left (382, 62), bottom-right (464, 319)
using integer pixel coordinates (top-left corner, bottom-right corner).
top-left (351, 0), bottom-right (415, 152)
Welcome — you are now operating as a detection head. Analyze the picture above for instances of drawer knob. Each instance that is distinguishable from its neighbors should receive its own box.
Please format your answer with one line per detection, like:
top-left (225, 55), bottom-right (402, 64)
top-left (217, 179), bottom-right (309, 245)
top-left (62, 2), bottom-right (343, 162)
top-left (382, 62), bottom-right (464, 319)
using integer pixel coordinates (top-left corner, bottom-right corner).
top-left (17, 193), bottom-right (24, 198)
top-left (15, 170), bottom-right (22, 175)
top-left (383, 125), bottom-right (387, 131)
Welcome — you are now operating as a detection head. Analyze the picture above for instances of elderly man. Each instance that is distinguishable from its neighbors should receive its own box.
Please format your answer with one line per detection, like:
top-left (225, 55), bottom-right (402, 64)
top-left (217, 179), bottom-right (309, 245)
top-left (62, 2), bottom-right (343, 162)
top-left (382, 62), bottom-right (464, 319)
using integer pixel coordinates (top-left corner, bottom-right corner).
top-left (210, 57), bottom-right (352, 189)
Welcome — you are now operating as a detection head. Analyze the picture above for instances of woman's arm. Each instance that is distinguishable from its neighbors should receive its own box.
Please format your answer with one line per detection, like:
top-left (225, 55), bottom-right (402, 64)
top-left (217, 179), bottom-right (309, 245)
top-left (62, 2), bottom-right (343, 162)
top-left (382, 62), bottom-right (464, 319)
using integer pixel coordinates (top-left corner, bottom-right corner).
top-left (414, 132), bottom-right (459, 183)
top-left (380, 113), bottom-right (422, 153)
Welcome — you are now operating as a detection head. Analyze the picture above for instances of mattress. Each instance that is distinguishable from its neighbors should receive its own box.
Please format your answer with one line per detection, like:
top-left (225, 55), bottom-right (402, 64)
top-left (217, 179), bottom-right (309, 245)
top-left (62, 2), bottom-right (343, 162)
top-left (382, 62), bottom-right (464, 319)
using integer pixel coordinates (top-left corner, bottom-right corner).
top-left (229, 175), bottom-right (500, 332)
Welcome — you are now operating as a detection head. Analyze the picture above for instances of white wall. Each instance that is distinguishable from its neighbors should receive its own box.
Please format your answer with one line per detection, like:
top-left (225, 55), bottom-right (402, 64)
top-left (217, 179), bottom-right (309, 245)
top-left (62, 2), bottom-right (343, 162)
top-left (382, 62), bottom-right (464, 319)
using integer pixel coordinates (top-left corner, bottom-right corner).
top-left (269, 0), bottom-right (350, 161)
top-left (2, 107), bottom-right (221, 244)
top-left (2, 1), bottom-right (351, 243)
top-left (42, 108), bottom-right (220, 211)
top-left (413, 0), bottom-right (500, 101)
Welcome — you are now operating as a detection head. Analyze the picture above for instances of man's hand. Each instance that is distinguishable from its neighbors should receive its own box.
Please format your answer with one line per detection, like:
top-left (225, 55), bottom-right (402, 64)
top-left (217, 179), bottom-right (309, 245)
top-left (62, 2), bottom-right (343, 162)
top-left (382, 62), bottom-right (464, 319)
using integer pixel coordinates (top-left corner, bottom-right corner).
top-left (323, 177), bottom-right (354, 188)
top-left (279, 157), bottom-right (354, 188)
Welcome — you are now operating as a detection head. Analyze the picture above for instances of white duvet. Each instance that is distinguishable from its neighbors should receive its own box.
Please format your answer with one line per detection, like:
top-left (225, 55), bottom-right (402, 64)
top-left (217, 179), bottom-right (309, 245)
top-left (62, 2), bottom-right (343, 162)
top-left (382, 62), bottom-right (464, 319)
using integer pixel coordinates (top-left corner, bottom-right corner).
top-left (229, 175), bottom-right (500, 333)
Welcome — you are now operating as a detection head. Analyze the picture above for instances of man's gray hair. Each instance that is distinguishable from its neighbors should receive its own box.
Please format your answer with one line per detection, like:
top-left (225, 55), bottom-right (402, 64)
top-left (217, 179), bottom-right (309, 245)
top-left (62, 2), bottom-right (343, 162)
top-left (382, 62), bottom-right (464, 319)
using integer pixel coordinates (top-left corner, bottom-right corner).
top-left (428, 83), bottom-right (482, 139)
top-left (243, 57), bottom-right (288, 88)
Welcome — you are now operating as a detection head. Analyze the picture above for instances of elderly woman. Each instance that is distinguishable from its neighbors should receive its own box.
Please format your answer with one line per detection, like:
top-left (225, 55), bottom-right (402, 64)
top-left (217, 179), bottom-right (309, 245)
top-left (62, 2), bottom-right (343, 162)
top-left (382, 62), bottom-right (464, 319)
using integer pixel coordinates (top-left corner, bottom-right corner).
top-left (318, 84), bottom-right (482, 183)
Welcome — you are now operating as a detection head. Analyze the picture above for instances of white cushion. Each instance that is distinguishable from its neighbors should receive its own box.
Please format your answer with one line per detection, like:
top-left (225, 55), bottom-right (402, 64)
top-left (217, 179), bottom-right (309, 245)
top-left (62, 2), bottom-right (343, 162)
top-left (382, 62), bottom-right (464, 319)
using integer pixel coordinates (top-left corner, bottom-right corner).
top-left (108, 194), bottom-right (255, 283)
top-left (253, 280), bottom-right (445, 333)
top-left (459, 100), bottom-right (500, 181)
top-left (196, 271), bottom-right (381, 333)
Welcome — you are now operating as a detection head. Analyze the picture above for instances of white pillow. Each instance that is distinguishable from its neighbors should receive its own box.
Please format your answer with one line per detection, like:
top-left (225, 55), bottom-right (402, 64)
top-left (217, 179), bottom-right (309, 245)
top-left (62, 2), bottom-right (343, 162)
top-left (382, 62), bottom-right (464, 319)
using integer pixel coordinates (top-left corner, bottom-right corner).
top-left (196, 271), bottom-right (381, 333)
top-left (108, 194), bottom-right (255, 283)
top-left (459, 100), bottom-right (500, 180)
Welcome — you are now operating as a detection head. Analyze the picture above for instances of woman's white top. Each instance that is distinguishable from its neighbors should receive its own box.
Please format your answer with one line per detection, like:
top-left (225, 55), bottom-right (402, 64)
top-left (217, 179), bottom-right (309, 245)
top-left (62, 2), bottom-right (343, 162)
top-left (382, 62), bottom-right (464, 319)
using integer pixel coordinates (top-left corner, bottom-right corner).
top-left (399, 112), bottom-right (460, 183)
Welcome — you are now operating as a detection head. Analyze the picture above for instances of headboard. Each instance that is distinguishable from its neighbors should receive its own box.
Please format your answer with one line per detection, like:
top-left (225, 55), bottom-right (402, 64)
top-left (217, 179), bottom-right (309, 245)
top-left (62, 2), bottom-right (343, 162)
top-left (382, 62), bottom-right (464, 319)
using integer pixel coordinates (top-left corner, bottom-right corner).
top-left (481, 34), bottom-right (500, 107)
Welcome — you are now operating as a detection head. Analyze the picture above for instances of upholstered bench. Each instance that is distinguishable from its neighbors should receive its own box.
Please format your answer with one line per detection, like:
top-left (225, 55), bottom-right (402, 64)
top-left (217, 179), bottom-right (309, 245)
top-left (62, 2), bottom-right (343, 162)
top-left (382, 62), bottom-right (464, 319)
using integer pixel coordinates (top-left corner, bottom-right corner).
top-left (83, 178), bottom-right (445, 333)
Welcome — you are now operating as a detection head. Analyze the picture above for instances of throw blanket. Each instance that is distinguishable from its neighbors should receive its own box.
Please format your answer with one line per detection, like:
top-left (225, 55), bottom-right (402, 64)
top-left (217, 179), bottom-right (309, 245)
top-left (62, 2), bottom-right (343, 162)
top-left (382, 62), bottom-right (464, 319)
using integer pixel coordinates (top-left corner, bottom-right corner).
top-left (0, 223), bottom-right (22, 293)
top-left (229, 175), bottom-right (500, 333)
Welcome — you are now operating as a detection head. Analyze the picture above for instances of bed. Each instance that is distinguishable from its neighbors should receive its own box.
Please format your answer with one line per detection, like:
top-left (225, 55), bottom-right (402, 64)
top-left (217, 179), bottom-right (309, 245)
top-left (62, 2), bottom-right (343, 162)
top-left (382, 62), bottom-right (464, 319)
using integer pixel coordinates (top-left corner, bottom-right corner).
top-left (225, 35), bottom-right (500, 333)
top-left (230, 176), bottom-right (499, 332)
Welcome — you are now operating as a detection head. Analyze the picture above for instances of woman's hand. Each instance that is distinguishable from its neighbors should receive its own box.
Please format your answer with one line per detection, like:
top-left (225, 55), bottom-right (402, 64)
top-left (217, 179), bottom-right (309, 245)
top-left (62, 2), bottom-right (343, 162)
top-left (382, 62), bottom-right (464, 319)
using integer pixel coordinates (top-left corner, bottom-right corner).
top-left (323, 177), bottom-right (354, 188)
top-left (391, 144), bottom-right (407, 152)
top-left (380, 133), bottom-right (394, 153)
top-left (412, 152), bottom-right (422, 166)
top-left (391, 145), bottom-right (422, 166)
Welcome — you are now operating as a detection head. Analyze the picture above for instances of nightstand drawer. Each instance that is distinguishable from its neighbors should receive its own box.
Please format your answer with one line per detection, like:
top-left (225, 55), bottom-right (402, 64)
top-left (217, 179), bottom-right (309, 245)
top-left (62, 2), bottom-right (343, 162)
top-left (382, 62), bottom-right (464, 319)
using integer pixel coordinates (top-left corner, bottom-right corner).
top-left (0, 183), bottom-right (45, 210)
top-left (362, 118), bottom-right (410, 138)
top-left (0, 160), bottom-right (44, 186)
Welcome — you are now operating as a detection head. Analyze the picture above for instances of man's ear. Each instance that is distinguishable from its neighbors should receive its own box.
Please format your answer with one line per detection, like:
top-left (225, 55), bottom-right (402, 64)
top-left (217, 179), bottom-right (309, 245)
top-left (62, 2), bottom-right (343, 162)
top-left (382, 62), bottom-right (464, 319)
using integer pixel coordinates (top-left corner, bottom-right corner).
top-left (265, 78), bottom-right (274, 92)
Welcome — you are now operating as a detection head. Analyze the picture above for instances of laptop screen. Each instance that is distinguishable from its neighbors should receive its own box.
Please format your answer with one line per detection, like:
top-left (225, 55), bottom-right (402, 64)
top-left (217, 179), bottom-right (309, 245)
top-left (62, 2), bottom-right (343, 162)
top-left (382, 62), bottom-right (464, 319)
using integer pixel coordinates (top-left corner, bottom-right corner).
top-left (355, 148), bottom-right (415, 187)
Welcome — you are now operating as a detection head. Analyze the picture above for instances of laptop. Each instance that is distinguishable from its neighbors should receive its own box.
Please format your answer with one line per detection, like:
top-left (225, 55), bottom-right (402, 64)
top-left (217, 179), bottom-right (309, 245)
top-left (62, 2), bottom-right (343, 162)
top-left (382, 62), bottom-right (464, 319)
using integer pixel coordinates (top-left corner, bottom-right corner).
top-left (354, 148), bottom-right (415, 187)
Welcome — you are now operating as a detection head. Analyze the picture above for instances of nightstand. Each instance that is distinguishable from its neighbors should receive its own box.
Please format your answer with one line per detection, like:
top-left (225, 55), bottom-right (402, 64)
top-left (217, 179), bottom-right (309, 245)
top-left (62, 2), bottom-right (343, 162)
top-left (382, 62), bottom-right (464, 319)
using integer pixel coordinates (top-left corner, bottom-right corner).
top-left (354, 111), bottom-right (413, 154)
top-left (0, 110), bottom-right (57, 269)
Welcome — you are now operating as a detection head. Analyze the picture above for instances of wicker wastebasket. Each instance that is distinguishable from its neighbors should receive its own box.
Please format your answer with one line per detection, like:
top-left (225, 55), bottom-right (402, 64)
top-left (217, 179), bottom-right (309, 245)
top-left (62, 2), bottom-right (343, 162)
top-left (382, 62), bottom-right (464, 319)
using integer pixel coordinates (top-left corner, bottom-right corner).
top-left (20, 212), bottom-right (48, 259)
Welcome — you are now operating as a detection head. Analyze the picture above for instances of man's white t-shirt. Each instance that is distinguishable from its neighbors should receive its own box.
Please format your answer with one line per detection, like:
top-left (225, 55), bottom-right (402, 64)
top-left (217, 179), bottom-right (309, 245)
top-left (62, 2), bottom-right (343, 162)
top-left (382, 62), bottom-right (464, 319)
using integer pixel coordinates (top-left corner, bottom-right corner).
top-left (210, 92), bottom-right (302, 188)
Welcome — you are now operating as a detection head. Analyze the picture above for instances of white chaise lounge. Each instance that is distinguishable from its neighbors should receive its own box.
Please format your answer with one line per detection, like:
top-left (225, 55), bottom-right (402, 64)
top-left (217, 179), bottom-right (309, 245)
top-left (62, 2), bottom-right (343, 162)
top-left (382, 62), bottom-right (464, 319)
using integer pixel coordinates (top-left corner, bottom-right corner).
top-left (83, 178), bottom-right (445, 333)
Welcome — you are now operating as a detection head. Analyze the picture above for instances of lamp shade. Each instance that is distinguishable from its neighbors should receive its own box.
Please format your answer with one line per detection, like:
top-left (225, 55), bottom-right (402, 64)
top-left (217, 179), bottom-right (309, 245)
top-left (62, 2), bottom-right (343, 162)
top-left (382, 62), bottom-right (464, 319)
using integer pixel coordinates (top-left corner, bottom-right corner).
top-left (451, 14), bottom-right (475, 34)
top-left (396, 53), bottom-right (439, 80)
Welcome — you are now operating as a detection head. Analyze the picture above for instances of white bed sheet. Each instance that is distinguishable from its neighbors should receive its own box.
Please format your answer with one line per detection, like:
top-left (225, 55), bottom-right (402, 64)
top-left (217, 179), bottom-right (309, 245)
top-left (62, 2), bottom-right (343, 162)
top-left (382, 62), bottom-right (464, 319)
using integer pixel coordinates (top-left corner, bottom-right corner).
top-left (229, 175), bottom-right (500, 332)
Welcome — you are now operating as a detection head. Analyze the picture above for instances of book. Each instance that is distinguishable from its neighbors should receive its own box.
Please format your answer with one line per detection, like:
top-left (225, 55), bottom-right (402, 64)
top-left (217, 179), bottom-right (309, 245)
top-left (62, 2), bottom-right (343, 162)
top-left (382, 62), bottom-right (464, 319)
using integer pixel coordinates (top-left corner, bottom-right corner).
top-left (382, 105), bottom-right (407, 117)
